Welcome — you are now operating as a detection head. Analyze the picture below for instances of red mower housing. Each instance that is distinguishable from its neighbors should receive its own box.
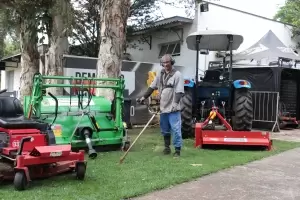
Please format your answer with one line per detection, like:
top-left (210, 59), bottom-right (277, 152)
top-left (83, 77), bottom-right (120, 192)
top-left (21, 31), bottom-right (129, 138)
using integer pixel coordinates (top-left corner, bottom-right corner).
top-left (0, 95), bottom-right (87, 191)
top-left (194, 106), bottom-right (272, 150)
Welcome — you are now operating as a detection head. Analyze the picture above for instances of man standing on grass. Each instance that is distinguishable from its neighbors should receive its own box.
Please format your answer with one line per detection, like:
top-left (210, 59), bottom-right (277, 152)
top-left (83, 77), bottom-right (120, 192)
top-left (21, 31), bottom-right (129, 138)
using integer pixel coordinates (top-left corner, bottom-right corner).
top-left (138, 54), bottom-right (185, 157)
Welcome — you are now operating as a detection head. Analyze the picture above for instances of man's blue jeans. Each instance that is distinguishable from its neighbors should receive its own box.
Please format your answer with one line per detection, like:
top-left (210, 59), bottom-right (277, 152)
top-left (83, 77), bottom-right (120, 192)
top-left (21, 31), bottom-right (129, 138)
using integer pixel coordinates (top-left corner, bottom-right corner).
top-left (160, 111), bottom-right (182, 148)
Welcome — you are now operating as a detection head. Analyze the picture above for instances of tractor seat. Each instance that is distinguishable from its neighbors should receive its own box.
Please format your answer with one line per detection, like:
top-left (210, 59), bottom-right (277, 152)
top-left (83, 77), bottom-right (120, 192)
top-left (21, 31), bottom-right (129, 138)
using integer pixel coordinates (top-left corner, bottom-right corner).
top-left (203, 70), bottom-right (222, 81)
top-left (0, 96), bottom-right (48, 130)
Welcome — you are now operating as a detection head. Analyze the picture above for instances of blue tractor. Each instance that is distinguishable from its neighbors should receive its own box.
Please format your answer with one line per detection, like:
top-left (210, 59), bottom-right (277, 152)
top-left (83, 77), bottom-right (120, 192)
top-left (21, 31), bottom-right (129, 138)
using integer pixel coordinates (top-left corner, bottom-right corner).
top-left (180, 30), bottom-right (254, 139)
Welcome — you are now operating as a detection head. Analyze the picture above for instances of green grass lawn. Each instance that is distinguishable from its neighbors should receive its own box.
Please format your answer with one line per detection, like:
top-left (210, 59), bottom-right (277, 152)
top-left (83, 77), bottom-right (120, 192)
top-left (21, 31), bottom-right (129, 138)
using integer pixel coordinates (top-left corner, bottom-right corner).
top-left (1, 127), bottom-right (300, 200)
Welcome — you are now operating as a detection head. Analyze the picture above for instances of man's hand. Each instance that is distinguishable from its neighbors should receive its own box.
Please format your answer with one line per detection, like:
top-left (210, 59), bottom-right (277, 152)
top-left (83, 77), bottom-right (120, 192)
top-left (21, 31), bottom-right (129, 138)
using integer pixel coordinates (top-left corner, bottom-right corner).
top-left (171, 103), bottom-right (178, 112)
top-left (137, 96), bottom-right (146, 104)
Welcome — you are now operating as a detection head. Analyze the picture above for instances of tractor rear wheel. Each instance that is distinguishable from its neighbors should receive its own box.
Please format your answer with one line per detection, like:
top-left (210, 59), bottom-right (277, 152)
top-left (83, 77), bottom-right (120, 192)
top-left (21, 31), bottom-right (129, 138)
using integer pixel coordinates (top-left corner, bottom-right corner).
top-left (233, 88), bottom-right (253, 131)
top-left (181, 88), bottom-right (193, 139)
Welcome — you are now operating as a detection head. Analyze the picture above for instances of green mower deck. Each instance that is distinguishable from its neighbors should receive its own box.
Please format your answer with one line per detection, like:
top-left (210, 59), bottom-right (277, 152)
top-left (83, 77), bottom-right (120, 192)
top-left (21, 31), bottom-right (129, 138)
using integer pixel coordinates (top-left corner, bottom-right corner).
top-left (23, 73), bottom-right (130, 154)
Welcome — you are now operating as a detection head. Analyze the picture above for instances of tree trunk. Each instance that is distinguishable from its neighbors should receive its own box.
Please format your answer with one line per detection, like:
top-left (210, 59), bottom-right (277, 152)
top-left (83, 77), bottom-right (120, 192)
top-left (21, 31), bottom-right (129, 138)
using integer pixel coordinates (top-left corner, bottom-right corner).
top-left (46, 0), bottom-right (71, 95)
top-left (0, 28), bottom-right (5, 58)
top-left (19, 14), bottom-right (39, 104)
top-left (0, 10), bottom-right (7, 57)
top-left (96, 0), bottom-right (131, 101)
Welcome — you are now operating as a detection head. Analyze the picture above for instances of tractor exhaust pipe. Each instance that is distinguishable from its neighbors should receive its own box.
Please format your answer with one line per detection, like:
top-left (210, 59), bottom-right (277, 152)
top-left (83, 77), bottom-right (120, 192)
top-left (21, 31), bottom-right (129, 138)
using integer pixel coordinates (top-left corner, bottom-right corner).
top-left (82, 129), bottom-right (97, 159)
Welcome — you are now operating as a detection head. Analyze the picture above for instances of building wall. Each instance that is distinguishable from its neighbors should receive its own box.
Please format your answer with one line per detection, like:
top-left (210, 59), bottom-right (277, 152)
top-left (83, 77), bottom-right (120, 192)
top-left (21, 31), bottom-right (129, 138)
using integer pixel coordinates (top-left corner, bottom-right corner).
top-left (126, 3), bottom-right (299, 78)
top-left (126, 22), bottom-right (200, 78)
top-left (1, 71), bottom-right (5, 90)
top-left (0, 63), bottom-right (21, 96)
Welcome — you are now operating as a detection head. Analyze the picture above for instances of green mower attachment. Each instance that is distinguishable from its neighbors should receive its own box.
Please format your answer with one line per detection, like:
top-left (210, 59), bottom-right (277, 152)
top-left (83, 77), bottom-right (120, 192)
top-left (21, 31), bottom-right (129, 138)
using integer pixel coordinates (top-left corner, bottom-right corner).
top-left (23, 73), bottom-right (130, 159)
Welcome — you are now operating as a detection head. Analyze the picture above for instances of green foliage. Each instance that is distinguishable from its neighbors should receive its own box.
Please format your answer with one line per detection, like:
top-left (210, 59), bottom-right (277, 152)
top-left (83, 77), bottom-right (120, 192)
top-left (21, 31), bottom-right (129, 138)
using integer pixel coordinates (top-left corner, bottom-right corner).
top-left (274, 0), bottom-right (300, 39)
top-left (41, 0), bottom-right (74, 40)
top-left (3, 36), bottom-right (20, 57)
top-left (70, 0), bottom-right (101, 57)
top-left (0, 7), bottom-right (17, 57)
top-left (0, 0), bottom-right (74, 47)
top-left (3, 0), bottom-right (53, 11)
top-left (129, 0), bottom-right (160, 29)
top-left (70, 0), bottom-right (160, 57)
top-left (0, 1), bottom-right (54, 46)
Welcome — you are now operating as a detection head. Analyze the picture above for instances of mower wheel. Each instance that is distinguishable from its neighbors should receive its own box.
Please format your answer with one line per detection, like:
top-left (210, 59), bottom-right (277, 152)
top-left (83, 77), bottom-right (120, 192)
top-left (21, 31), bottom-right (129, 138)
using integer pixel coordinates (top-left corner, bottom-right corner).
top-left (76, 163), bottom-right (86, 180)
top-left (14, 171), bottom-right (28, 191)
top-left (233, 88), bottom-right (253, 131)
top-left (122, 141), bottom-right (130, 152)
top-left (181, 87), bottom-right (193, 139)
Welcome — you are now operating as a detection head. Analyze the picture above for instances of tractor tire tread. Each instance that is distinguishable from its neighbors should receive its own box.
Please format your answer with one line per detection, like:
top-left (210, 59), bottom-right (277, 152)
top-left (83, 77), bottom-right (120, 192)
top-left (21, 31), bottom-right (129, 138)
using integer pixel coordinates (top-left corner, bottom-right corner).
top-left (181, 88), bottom-right (193, 139)
top-left (233, 89), bottom-right (253, 131)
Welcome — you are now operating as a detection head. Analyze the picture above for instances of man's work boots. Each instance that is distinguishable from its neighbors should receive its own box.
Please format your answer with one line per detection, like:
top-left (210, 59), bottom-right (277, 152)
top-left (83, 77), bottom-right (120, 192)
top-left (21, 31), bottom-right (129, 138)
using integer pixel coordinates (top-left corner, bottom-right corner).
top-left (173, 147), bottom-right (181, 158)
top-left (163, 135), bottom-right (171, 155)
top-left (163, 135), bottom-right (181, 157)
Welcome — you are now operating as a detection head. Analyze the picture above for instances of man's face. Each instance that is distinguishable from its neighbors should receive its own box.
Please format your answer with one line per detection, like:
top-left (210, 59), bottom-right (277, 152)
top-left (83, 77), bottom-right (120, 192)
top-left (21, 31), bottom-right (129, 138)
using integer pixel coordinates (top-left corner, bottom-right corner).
top-left (161, 56), bottom-right (172, 71)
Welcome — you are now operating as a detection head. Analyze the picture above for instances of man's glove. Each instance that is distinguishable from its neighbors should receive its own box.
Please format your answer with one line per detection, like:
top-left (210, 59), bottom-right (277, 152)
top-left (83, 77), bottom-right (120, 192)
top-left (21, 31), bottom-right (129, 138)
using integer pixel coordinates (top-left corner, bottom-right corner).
top-left (137, 96), bottom-right (146, 104)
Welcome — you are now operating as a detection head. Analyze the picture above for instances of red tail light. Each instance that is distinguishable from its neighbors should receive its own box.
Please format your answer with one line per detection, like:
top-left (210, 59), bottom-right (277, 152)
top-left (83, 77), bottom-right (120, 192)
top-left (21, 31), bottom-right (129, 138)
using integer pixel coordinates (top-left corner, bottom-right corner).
top-left (184, 80), bottom-right (190, 84)
top-left (239, 80), bottom-right (248, 85)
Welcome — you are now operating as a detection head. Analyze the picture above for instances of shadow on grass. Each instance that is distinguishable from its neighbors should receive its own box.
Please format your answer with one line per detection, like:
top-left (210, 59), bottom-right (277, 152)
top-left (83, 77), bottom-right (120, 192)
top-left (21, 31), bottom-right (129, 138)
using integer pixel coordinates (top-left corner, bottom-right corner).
top-left (1, 170), bottom-right (78, 191)
top-left (200, 144), bottom-right (270, 151)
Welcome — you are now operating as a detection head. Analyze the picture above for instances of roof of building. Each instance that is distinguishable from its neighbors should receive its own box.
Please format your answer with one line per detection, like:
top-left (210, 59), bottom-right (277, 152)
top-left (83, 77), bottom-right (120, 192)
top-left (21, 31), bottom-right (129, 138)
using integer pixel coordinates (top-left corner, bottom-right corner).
top-left (151, 16), bottom-right (193, 27)
top-left (203, 0), bottom-right (295, 27)
top-left (130, 2), bottom-right (295, 36)
top-left (130, 16), bottom-right (193, 35)
top-left (0, 44), bottom-right (48, 62)
top-left (0, 53), bottom-right (21, 62)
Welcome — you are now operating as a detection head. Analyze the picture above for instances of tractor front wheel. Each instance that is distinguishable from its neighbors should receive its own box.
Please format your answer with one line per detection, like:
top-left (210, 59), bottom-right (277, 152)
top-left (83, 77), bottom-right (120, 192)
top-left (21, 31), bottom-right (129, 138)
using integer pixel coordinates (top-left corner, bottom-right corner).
top-left (233, 88), bottom-right (253, 131)
top-left (181, 88), bottom-right (193, 139)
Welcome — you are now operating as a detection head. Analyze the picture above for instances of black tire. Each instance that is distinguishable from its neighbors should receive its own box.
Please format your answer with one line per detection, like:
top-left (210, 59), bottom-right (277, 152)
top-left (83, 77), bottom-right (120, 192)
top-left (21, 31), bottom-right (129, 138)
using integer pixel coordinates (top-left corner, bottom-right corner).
top-left (121, 129), bottom-right (130, 151)
top-left (14, 171), bottom-right (28, 191)
top-left (122, 141), bottom-right (130, 152)
top-left (76, 163), bottom-right (86, 180)
top-left (233, 88), bottom-right (253, 131)
top-left (181, 88), bottom-right (193, 139)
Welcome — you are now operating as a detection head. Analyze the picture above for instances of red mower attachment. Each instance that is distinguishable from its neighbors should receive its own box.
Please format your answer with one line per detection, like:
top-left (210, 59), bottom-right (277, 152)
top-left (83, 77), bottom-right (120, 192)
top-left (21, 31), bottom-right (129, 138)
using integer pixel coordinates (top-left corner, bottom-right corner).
top-left (0, 91), bottom-right (87, 191)
top-left (194, 106), bottom-right (272, 151)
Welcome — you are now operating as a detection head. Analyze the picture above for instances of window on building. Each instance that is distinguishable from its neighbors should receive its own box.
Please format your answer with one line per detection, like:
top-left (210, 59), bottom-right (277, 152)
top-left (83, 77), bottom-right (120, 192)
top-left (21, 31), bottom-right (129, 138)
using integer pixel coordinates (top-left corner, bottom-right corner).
top-left (159, 41), bottom-right (181, 57)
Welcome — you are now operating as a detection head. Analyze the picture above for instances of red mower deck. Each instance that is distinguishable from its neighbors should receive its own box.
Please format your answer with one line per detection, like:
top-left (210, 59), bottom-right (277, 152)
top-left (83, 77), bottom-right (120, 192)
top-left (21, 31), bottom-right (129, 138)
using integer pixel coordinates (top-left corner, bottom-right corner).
top-left (0, 127), bottom-right (87, 191)
top-left (0, 92), bottom-right (87, 191)
top-left (194, 106), bottom-right (272, 150)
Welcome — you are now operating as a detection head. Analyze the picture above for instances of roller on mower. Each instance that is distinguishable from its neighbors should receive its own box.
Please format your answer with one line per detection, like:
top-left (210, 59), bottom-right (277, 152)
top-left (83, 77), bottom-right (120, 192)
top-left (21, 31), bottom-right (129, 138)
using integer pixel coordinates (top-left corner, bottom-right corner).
top-left (0, 89), bottom-right (86, 191)
top-left (183, 30), bottom-right (272, 150)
